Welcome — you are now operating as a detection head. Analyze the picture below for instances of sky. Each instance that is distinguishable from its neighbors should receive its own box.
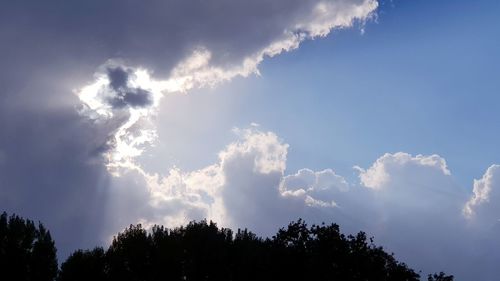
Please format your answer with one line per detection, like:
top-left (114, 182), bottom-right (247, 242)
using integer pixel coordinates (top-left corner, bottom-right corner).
top-left (0, 0), bottom-right (500, 280)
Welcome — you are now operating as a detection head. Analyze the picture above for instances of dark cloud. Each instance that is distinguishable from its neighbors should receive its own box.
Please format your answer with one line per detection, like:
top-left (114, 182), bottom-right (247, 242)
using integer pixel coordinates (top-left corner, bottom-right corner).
top-left (0, 0), bottom-right (373, 76)
top-left (112, 88), bottom-right (152, 108)
top-left (106, 67), bottom-right (153, 108)
top-left (108, 67), bottom-right (129, 91)
top-left (0, 103), bottom-right (111, 259)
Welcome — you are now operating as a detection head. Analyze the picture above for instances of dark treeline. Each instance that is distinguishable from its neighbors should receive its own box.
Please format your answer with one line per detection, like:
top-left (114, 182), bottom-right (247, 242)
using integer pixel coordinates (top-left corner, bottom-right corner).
top-left (0, 212), bottom-right (453, 281)
top-left (0, 212), bottom-right (58, 281)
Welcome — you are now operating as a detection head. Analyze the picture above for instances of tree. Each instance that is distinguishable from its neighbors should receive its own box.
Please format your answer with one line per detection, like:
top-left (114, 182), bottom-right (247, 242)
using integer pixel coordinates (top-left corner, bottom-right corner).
top-left (0, 212), bottom-right (58, 281)
top-left (50, 217), bottom-right (452, 281)
top-left (0, 212), bottom-right (453, 281)
top-left (106, 224), bottom-right (152, 281)
top-left (428, 272), bottom-right (454, 281)
top-left (30, 223), bottom-right (58, 281)
top-left (58, 247), bottom-right (106, 281)
top-left (179, 220), bottom-right (233, 281)
top-left (231, 228), bottom-right (265, 281)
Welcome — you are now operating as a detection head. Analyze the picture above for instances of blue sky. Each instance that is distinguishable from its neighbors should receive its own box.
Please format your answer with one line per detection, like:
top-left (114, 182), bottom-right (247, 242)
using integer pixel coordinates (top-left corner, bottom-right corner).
top-left (146, 0), bottom-right (500, 186)
top-left (1, 1), bottom-right (500, 279)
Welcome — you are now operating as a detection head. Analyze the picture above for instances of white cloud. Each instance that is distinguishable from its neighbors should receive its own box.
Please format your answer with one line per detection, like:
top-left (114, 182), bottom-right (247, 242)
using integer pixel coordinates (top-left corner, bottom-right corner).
top-left (356, 152), bottom-right (451, 190)
top-left (106, 135), bottom-right (470, 242)
top-left (353, 152), bottom-right (466, 231)
top-left (280, 168), bottom-right (348, 209)
top-left (464, 165), bottom-right (500, 221)
top-left (281, 168), bottom-right (349, 192)
top-left (352, 152), bottom-right (485, 279)
top-left (106, 128), bottom-right (349, 237)
top-left (75, 0), bottom-right (378, 173)
top-left (98, 126), bottom-right (500, 280)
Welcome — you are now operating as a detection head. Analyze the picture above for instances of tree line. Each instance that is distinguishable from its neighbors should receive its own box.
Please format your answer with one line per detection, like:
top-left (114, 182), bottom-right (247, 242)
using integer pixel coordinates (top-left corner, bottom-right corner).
top-left (0, 212), bottom-right (453, 281)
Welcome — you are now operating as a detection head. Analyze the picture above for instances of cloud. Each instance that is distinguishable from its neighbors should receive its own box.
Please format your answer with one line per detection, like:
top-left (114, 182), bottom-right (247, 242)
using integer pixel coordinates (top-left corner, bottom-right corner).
top-left (106, 67), bottom-right (154, 109)
top-left (5, 2), bottom-right (500, 279)
top-left (7, 0), bottom-right (500, 279)
top-left (0, 0), bottom-right (378, 259)
top-left (460, 165), bottom-right (500, 280)
top-left (355, 152), bottom-right (451, 189)
top-left (113, 129), bottom-right (289, 229)
top-left (351, 154), bottom-right (500, 280)
top-left (280, 168), bottom-right (349, 209)
top-left (1, 0), bottom-right (377, 74)
top-left (354, 152), bottom-right (468, 219)
top-left (100, 129), bottom-right (500, 280)
top-left (351, 152), bottom-right (472, 277)
top-left (104, 128), bottom-right (351, 238)
top-left (11, 1), bottom-right (500, 279)
top-left (69, 0), bottom-right (378, 172)
top-left (0, 106), bottom-right (111, 259)
top-left (59, 0), bottom-right (380, 242)
top-left (281, 168), bottom-right (349, 192)
top-left (464, 165), bottom-right (500, 222)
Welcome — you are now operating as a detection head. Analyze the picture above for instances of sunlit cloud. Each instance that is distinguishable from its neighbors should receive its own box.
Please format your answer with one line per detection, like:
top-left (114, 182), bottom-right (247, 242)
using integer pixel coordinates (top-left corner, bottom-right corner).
top-left (464, 165), bottom-right (500, 220)
top-left (75, 0), bottom-right (378, 174)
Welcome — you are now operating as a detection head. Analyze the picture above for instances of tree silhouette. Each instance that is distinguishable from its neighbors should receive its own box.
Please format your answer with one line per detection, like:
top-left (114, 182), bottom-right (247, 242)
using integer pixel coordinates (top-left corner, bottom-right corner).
top-left (428, 272), bottom-right (454, 281)
top-left (231, 228), bottom-right (266, 281)
top-left (0, 212), bottom-right (57, 281)
top-left (60, 219), bottom-right (456, 281)
top-left (178, 220), bottom-right (233, 281)
top-left (150, 225), bottom-right (184, 281)
top-left (58, 219), bottom-right (438, 281)
top-left (57, 247), bottom-right (106, 281)
top-left (106, 224), bottom-right (153, 281)
top-left (0, 211), bottom-right (454, 281)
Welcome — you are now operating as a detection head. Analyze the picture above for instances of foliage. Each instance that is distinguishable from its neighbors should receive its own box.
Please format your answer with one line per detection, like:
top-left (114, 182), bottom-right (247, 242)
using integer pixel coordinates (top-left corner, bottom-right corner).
top-left (59, 219), bottom-right (428, 281)
top-left (428, 272), bottom-right (454, 281)
top-left (0, 212), bottom-right (58, 281)
top-left (58, 247), bottom-right (106, 281)
top-left (0, 212), bottom-right (453, 281)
